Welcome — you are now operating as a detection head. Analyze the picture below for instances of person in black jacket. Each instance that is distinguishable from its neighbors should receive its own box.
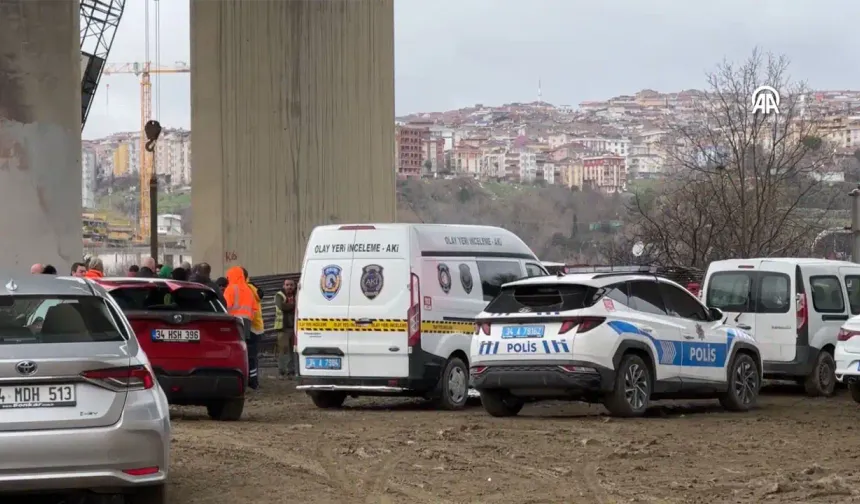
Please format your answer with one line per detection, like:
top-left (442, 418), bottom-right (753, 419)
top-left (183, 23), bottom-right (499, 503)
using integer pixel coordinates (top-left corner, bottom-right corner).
top-left (137, 257), bottom-right (157, 278)
top-left (190, 263), bottom-right (226, 304)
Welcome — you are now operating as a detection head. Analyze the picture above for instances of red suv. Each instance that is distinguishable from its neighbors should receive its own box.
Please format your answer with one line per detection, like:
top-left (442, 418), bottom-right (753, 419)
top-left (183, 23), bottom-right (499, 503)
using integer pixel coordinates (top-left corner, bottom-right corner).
top-left (94, 278), bottom-right (249, 421)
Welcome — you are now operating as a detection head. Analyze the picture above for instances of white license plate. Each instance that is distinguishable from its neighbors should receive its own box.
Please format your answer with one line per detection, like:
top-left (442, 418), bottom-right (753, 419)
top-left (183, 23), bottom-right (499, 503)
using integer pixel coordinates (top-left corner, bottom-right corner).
top-left (0, 384), bottom-right (76, 409)
top-left (152, 329), bottom-right (200, 342)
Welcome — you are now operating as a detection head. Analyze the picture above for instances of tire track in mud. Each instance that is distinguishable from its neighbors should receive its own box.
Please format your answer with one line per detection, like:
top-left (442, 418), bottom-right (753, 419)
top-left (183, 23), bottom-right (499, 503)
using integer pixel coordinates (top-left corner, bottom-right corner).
top-left (175, 427), bottom-right (343, 493)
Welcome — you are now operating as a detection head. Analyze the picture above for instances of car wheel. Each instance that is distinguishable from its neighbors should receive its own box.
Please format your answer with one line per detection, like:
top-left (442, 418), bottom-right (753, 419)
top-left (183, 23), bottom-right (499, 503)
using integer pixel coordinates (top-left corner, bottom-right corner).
top-left (719, 353), bottom-right (760, 412)
top-left (480, 390), bottom-right (524, 417)
top-left (804, 350), bottom-right (837, 397)
top-left (126, 483), bottom-right (167, 504)
top-left (206, 398), bottom-right (244, 421)
top-left (603, 354), bottom-right (651, 418)
top-left (432, 356), bottom-right (469, 410)
top-left (849, 383), bottom-right (860, 403)
top-left (308, 391), bottom-right (347, 409)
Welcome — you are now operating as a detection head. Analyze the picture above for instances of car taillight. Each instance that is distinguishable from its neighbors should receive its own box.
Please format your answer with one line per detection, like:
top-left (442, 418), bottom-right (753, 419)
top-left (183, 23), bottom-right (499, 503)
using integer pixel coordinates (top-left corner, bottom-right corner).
top-left (408, 273), bottom-right (421, 347)
top-left (796, 292), bottom-right (808, 329)
top-left (82, 365), bottom-right (154, 390)
top-left (474, 322), bottom-right (491, 335)
top-left (838, 328), bottom-right (860, 341)
top-left (559, 317), bottom-right (605, 335)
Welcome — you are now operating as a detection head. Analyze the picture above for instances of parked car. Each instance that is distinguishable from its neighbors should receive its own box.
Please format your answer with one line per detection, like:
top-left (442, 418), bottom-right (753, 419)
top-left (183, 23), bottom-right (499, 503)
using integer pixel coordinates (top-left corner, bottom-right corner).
top-left (94, 277), bottom-right (249, 421)
top-left (0, 273), bottom-right (169, 502)
top-left (471, 269), bottom-right (762, 417)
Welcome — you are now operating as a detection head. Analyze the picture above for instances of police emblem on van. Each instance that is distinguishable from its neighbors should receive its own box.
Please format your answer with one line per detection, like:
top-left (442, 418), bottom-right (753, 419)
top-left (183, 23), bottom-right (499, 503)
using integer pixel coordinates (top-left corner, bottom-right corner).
top-left (438, 263), bottom-right (452, 294)
top-left (696, 323), bottom-right (705, 340)
top-left (320, 265), bottom-right (343, 301)
top-left (459, 264), bottom-right (473, 294)
top-left (360, 264), bottom-right (384, 300)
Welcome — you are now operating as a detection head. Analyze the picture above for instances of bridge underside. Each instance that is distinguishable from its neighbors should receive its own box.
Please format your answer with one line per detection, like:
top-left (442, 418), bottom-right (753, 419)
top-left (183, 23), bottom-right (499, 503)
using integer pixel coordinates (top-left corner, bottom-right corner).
top-left (190, 0), bottom-right (396, 276)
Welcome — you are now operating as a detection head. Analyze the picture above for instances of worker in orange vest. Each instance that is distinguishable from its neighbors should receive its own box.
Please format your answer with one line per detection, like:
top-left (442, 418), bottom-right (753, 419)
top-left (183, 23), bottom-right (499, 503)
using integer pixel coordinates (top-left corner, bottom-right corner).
top-left (224, 266), bottom-right (261, 389)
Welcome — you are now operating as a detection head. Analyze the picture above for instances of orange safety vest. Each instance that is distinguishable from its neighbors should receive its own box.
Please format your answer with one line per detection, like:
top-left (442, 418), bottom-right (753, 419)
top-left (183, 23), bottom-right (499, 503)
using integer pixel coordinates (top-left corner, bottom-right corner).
top-left (225, 284), bottom-right (254, 319)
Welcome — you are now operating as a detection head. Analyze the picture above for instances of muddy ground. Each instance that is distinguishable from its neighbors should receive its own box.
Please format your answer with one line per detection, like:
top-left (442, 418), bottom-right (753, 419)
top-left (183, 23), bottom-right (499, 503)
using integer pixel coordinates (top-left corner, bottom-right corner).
top-left (168, 373), bottom-right (860, 504)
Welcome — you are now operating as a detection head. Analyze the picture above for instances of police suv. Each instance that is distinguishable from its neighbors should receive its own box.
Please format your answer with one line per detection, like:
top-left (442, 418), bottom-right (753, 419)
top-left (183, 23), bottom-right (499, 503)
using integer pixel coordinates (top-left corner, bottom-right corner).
top-left (470, 267), bottom-right (763, 417)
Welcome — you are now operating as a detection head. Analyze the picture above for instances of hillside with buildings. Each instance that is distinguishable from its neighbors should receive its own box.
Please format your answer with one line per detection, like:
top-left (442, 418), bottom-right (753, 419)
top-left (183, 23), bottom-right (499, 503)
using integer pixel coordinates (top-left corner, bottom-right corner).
top-left (78, 87), bottom-right (860, 255)
top-left (395, 178), bottom-right (625, 262)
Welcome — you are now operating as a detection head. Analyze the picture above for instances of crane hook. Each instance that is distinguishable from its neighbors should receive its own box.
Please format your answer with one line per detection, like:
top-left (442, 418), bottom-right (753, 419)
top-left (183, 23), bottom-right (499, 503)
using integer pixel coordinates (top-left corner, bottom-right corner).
top-left (144, 120), bottom-right (162, 152)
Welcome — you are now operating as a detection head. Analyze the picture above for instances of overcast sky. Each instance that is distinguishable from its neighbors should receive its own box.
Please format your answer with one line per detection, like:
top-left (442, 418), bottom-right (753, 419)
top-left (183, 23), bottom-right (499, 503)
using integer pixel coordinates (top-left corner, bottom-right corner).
top-left (82, 0), bottom-right (860, 139)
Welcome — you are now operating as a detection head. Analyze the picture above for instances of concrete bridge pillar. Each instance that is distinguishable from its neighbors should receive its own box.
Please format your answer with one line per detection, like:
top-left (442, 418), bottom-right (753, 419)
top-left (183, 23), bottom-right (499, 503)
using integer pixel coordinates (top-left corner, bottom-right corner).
top-left (0, 0), bottom-right (82, 273)
top-left (190, 0), bottom-right (396, 276)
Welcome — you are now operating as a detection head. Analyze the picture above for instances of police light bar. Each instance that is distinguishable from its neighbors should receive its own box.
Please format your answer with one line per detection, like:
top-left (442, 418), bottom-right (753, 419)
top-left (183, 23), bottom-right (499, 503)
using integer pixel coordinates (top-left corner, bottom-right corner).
top-left (566, 265), bottom-right (658, 274)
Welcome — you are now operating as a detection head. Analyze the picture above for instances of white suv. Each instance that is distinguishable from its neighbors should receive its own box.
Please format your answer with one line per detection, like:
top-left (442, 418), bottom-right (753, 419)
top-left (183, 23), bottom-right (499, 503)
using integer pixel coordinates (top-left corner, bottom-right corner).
top-left (470, 270), bottom-right (763, 417)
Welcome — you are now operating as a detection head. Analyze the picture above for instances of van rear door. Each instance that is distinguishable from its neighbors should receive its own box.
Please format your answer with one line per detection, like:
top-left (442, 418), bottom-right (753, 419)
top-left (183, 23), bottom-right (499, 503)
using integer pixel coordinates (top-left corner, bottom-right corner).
top-left (805, 264), bottom-right (849, 350)
top-left (347, 227), bottom-right (410, 378)
top-left (297, 227), bottom-right (356, 377)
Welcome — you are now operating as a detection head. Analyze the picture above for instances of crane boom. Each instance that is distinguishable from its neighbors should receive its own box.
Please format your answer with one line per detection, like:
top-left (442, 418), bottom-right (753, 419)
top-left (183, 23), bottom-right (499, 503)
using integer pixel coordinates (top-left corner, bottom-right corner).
top-left (80, 0), bottom-right (127, 129)
top-left (100, 61), bottom-right (189, 241)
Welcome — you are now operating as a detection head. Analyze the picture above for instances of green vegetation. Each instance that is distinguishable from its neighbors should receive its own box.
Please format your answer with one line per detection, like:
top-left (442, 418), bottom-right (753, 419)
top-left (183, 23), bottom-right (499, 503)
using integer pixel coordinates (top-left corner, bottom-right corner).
top-left (159, 192), bottom-right (191, 213)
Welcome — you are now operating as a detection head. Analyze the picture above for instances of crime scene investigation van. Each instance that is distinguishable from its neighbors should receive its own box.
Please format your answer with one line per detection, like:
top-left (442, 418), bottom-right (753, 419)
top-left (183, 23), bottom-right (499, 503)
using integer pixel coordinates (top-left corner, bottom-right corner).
top-left (294, 223), bottom-right (548, 410)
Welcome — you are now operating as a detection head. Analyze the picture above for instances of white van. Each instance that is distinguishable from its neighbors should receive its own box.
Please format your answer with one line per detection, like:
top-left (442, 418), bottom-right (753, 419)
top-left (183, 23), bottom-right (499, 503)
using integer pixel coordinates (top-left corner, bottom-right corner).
top-left (701, 258), bottom-right (860, 396)
top-left (294, 223), bottom-right (547, 410)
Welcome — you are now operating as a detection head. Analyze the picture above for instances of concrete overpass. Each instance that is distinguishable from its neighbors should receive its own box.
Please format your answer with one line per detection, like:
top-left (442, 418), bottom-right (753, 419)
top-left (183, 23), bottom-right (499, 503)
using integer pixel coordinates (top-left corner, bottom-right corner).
top-left (0, 0), bottom-right (395, 275)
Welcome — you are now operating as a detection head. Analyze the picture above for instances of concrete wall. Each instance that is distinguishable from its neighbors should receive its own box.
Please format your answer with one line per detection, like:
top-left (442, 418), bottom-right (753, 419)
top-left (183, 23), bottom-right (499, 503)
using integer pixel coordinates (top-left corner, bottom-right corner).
top-left (190, 0), bottom-right (396, 276)
top-left (0, 0), bottom-right (82, 274)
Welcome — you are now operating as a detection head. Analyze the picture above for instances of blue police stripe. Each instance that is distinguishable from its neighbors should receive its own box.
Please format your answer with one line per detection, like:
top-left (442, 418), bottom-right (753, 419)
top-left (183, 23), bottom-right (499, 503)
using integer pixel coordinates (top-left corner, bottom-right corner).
top-left (607, 320), bottom-right (737, 368)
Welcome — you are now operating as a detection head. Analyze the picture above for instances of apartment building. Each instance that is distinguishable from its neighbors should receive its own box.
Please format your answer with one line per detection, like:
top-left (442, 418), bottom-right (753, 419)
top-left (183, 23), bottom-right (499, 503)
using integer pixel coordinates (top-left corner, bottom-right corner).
top-left (453, 142), bottom-right (481, 176)
top-left (82, 148), bottom-right (97, 208)
top-left (154, 130), bottom-right (192, 186)
top-left (582, 154), bottom-right (626, 193)
top-left (480, 148), bottom-right (507, 179)
top-left (395, 123), bottom-right (430, 177)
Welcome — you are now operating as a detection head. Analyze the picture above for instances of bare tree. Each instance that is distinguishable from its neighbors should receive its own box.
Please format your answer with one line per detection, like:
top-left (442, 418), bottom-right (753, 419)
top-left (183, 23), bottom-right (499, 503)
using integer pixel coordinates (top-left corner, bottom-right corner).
top-left (628, 50), bottom-right (839, 266)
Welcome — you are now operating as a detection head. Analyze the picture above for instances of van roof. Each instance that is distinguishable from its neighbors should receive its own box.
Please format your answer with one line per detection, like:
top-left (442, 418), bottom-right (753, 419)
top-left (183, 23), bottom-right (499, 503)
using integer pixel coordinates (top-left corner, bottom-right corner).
top-left (710, 258), bottom-right (858, 267)
top-left (311, 223), bottom-right (539, 259)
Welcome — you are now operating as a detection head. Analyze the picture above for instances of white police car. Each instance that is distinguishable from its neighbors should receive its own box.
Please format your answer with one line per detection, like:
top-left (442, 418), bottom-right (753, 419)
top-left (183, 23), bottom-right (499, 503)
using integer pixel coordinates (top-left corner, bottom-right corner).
top-left (470, 268), bottom-right (763, 417)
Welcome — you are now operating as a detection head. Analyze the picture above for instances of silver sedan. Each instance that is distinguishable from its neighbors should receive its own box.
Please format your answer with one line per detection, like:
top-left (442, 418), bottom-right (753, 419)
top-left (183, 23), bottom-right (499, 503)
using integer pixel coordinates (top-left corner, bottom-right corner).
top-left (0, 274), bottom-right (170, 503)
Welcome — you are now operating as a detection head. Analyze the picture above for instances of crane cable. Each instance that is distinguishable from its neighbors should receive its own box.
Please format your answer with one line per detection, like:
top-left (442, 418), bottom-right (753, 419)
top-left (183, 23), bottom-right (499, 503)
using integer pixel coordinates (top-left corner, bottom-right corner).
top-left (145, 0), bottom-right (162, 153)
top-left (154, 0), bottom-right (161, 122)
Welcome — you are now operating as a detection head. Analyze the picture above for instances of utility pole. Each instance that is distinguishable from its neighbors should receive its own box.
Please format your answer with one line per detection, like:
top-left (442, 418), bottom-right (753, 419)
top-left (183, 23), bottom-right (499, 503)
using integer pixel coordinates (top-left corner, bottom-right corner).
top-left (850, 184), bottom-right (860, 262)
top-left (144, 120), bottom-right (162, 260)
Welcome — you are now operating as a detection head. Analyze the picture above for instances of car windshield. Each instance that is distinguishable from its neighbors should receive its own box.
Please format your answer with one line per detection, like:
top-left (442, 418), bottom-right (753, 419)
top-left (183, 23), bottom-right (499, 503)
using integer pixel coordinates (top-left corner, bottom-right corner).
top-left (0, 295), bottom-right (125, 344)
top-left (484, 283), bottom-right (597, 313)
top-left (109, 286), bottom-right (224, 313)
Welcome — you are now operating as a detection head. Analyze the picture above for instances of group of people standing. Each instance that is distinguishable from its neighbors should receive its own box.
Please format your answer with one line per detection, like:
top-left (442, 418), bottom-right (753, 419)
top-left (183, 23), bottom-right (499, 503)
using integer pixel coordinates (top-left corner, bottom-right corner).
top-left (32, 255), bottom-right (298, 387)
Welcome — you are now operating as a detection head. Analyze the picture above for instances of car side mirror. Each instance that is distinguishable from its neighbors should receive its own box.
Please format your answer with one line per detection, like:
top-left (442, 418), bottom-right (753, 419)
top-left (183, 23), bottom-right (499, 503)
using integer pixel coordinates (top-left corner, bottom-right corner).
top-left (709, 307), bottom-right (724, 322)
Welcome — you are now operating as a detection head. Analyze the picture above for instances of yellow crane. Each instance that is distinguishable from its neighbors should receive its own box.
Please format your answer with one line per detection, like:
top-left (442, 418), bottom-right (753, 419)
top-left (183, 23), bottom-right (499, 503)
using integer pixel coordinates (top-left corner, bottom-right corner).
top-left (102, 61), bottom-right (189, 240)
